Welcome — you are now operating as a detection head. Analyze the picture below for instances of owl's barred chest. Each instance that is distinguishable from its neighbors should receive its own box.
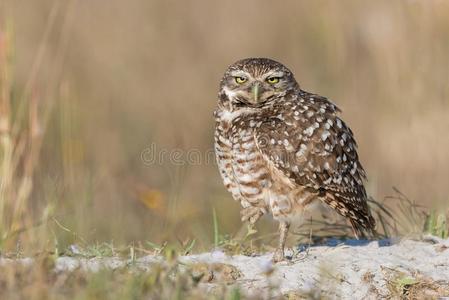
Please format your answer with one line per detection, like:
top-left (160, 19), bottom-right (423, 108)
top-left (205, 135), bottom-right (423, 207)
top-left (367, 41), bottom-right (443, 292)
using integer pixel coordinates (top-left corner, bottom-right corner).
top-left (214, 107), bottom-right (304, 218)
top-left (214, 108), bottom-right (270, 205)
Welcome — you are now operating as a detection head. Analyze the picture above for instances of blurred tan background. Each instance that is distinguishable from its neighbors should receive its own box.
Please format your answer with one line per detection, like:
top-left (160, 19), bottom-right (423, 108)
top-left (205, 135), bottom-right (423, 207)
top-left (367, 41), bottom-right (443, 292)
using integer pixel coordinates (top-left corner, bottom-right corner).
top-left (1, 0), bottom-right (448, 249)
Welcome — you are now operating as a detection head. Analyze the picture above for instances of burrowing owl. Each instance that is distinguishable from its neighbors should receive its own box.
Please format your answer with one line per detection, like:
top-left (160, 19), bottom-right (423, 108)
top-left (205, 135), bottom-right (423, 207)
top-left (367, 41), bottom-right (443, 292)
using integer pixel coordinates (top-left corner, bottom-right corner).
top-left (214, 58), bottom-right (375, 262)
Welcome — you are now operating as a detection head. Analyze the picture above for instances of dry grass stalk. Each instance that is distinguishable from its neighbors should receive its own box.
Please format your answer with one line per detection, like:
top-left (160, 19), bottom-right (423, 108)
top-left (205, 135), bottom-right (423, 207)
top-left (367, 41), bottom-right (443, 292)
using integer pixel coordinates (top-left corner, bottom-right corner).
top-left (0, 20), bottom-right (45, 246)
top-left (0, 1), bottom-right (76, 249)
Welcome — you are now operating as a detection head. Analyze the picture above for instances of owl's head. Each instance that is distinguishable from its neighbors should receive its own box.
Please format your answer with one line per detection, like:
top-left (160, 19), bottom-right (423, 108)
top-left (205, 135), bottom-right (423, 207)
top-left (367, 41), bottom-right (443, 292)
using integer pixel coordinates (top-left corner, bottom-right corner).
top-left (219, 58), bottom-right (298, 107)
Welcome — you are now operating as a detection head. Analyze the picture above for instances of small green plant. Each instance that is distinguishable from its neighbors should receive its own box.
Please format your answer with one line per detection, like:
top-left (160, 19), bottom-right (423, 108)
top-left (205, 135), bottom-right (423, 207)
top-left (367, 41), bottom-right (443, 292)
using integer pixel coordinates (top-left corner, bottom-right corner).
top-left (424, 210), bottom-right (448, 239)
top-left (213, 207), bottom-right (219, 248)
top-left (384, 268), bottom-right (449, 299)
top-left (64, 242), bottom-right (117, 258)
top-left (227, 287), bottom-right (241, 300)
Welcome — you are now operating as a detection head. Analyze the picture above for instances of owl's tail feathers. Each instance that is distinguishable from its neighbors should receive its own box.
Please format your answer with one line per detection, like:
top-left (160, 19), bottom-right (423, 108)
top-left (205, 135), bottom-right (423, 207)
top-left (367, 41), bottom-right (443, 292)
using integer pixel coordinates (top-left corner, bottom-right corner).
top-left (350, 214), bottom-right (378, 240)
top-left (323, 191), bottom-right (378, 239)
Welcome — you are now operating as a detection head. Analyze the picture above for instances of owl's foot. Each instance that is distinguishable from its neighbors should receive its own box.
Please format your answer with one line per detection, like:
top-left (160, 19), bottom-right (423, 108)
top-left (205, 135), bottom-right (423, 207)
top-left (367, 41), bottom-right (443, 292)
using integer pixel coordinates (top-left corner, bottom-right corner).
top-left (240, 207), bottom-right (264, 224)
top-left (272, 248), bottom-right (285, 263)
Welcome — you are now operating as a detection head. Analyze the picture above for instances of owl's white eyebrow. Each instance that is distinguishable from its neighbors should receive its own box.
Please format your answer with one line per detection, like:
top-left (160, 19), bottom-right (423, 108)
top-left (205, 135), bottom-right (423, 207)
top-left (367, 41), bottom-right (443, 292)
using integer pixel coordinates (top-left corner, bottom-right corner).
top-left (230, 71), bottom-right (249, 77)
top-left (266, 71), bottom-right (284, 78)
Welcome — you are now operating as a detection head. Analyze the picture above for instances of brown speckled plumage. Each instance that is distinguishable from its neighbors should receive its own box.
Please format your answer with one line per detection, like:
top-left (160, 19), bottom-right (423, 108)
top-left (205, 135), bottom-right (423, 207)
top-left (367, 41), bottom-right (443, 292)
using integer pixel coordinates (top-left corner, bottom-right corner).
top-left (214, 58), bottom-right (375, 261)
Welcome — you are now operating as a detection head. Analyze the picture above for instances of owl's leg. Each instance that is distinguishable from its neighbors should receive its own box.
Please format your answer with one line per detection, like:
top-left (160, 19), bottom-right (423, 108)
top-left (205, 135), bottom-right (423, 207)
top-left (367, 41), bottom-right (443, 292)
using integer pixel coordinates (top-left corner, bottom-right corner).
top-left (273, 221), bottom-right (290, 262)
top-left (240, 206), bottom-right (265, 224)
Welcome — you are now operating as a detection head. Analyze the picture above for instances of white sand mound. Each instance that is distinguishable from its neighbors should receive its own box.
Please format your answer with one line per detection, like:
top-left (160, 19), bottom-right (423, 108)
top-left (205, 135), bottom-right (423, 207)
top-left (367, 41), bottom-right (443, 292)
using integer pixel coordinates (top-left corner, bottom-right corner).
top-left (2, 236), bottom-right (449, 298)
top-left (180, 237), bottom-right (449, 298)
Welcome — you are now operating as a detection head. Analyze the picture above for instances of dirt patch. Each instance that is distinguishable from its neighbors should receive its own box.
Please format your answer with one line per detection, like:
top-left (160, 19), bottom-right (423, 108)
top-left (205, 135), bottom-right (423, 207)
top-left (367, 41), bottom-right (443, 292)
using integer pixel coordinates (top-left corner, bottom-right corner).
top-left (190, 262), bottom-right (242, 283)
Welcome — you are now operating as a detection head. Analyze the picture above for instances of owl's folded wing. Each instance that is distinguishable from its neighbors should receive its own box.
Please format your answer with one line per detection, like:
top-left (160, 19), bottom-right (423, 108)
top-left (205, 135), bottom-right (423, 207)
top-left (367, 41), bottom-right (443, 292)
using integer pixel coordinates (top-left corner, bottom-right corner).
top-left (254, 94), bottom-right (375, 235)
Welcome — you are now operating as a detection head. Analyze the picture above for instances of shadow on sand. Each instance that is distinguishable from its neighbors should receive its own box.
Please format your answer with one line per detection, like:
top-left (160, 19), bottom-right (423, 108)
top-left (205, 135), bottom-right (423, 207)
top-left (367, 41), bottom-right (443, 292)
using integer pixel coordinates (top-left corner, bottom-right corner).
top-left (297, 238), bottom-right (397, 252)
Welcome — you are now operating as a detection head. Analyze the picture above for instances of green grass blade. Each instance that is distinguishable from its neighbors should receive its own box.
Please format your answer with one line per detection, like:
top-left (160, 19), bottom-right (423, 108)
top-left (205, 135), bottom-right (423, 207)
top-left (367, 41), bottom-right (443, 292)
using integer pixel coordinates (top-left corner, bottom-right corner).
top-left (213, 208), bottom-right (219, 248)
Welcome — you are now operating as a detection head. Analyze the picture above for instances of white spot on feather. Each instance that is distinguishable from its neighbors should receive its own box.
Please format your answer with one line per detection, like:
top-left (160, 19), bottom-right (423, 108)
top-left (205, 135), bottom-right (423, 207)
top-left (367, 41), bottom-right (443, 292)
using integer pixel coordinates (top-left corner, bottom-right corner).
top-left (336, 118), bottom-right (342, 128)
top-left (296, 144), bottom-right (307, 157)
top-left (350, 162), bottom-right (357, 175)
top-left (321, 131), bottom-right (331, 141)
top-left (303, 125), bottom-right (315, 137)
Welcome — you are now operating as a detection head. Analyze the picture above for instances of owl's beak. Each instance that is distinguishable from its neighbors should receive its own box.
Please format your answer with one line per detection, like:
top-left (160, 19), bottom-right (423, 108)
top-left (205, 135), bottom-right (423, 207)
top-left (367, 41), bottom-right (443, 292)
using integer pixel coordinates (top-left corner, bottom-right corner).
top-left (252, 83), bottom-right (261, 103)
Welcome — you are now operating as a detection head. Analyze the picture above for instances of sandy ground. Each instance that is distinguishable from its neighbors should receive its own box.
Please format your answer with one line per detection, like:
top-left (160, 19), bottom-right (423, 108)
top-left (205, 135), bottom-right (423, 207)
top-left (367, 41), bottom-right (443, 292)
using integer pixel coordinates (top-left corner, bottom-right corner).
top-left (2, 236), bottom-right (449, 299)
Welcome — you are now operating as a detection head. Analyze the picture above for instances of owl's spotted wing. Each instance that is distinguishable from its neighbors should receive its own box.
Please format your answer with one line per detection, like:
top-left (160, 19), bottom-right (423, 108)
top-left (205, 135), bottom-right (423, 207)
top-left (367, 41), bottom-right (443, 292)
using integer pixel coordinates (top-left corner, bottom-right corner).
top-left (255, 91), bottom-right (375, 235)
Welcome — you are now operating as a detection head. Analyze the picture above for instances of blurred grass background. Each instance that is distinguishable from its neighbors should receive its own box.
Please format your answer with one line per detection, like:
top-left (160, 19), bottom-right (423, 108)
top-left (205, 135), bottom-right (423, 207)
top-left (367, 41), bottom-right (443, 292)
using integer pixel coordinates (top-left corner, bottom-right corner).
top-left (0, 0), bottom-right (448, 253)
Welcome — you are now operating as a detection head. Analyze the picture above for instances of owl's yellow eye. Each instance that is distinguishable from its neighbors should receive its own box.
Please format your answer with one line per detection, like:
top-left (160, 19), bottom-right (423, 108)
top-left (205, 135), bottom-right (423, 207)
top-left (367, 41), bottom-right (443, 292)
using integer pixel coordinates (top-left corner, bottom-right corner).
top-left (235, 76), bottom-right (247, 84)
top-left (267, 77), bottom-right (280, 84)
